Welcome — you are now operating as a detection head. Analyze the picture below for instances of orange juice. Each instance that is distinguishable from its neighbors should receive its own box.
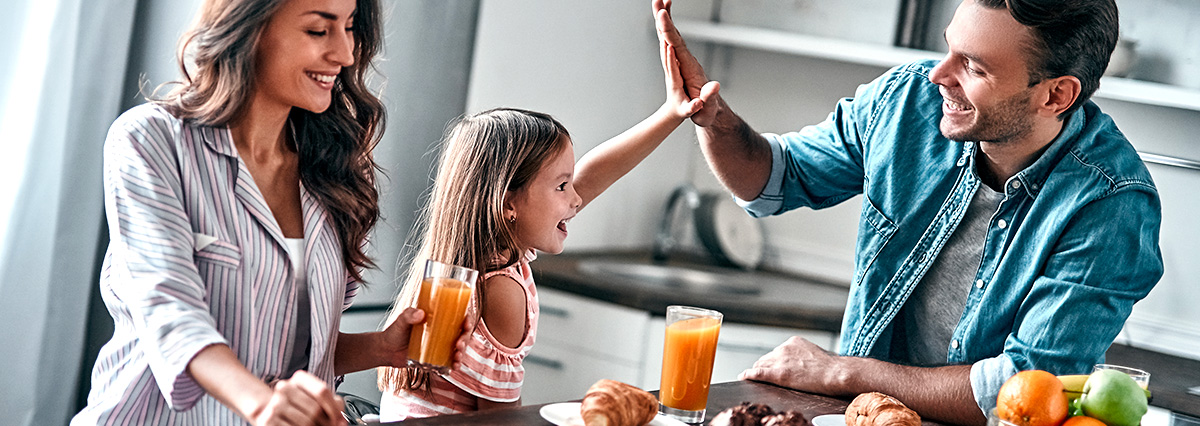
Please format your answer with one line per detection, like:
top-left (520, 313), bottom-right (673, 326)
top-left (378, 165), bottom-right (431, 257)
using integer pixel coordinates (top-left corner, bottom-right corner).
top-left (407, 277), bottom-right (473, 367)
top-left (660, 316), bottom-right (721, 411)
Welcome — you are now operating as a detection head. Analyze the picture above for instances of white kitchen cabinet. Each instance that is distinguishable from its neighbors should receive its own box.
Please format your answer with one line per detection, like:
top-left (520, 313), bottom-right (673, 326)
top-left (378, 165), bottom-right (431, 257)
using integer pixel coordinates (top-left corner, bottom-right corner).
top-left (641, 319), bottom-right (836, 391)
top-left (522, 287), bottom-right (651, 404)
top-left (522, 340), bottom-right (643, 405)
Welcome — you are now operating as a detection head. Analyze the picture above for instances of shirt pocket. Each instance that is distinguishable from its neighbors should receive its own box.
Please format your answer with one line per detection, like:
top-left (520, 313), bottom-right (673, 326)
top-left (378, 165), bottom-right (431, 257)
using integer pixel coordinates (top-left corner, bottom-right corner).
top-left (853, 196), bottom-right (896, 287)
top-left (194, 237), bottom-right (241, 270)
top-left (194, 237), bottom-right (242, 328)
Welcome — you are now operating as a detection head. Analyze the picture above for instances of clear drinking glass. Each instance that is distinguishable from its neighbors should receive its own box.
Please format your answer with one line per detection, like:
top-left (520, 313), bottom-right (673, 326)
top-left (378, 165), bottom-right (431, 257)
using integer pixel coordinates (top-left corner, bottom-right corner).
top-left (986, 409), bottom-right (1019, 426)
top-left (406, 259), bottom-right (478, 375)
top-left (659, 305), bottom-right (723, 424)
top-left (1093, 364), bottom-right (1150, 389)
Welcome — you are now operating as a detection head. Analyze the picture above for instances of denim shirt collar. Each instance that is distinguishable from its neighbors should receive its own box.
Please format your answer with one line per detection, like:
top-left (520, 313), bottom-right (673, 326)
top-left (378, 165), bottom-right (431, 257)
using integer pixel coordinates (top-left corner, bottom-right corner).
top-left (964, 103), bottom-right (1087, 199)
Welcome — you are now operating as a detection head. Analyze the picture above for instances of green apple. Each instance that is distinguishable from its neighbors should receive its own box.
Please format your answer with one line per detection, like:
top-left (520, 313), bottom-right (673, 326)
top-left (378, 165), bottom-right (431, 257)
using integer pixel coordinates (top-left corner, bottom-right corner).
top-left (1080, 369), bottom-right (1148, 426)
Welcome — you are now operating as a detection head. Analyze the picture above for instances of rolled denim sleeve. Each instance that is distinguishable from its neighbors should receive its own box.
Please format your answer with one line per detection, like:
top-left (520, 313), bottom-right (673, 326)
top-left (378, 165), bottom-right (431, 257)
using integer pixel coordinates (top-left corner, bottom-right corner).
top-left (970, 354), bottom-right (1019, 415)
top-left (735, 134), bottom-right (786, 217)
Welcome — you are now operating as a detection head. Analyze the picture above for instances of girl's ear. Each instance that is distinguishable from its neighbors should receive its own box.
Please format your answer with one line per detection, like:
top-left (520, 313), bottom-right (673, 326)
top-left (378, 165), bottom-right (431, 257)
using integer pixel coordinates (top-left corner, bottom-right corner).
top-left (503, 190), bottom-right (519, 221)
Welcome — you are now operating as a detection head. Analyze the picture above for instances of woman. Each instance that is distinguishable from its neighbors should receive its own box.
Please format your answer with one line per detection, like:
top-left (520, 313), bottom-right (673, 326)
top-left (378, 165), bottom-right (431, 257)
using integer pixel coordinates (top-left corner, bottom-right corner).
top-left (73, 0), bottom-right (420, 424)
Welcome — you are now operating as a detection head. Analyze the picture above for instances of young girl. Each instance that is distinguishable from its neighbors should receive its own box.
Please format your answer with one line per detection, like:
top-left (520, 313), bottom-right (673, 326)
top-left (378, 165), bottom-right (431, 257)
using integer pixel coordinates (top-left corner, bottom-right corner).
top-left (376, 46), bottom-right (718, 420)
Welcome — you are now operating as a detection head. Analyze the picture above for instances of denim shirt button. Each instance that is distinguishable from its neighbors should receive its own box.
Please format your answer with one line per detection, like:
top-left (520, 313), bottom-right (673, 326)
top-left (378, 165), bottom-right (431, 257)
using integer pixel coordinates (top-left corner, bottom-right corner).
top-left (951, 339), bottom-right (960, 349)
top-left (998, 219), bottom-right (1008, 229)
top-left (975, 279), bottom-right (984, 289)
top-left (1011, 180), bottom-right (1022, 190)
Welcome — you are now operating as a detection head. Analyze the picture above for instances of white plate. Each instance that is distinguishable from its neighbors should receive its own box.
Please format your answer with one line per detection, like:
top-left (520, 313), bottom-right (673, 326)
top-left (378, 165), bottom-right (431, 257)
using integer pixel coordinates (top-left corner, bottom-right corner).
top-left (538, 402), bottom-right (688, 426)
top-left (811, 413), bottom-right (847, 426)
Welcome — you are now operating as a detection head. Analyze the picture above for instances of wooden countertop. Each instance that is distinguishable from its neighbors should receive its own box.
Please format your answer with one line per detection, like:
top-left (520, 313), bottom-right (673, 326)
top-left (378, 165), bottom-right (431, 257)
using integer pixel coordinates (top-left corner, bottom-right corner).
top-left (382, 380), bottom-right (866, 425)
top-left (530, 250), bottom-right (850, 332)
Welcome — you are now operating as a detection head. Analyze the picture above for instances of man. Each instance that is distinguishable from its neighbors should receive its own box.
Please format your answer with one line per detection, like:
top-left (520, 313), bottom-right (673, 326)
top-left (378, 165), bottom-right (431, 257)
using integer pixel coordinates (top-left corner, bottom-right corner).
top-left (652, 0), bottom-right (1162, 424)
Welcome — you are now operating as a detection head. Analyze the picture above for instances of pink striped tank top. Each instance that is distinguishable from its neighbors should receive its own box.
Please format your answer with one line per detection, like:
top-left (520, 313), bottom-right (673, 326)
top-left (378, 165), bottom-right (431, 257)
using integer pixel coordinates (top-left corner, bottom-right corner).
top-left (380, 251), bottom-right (539, 420)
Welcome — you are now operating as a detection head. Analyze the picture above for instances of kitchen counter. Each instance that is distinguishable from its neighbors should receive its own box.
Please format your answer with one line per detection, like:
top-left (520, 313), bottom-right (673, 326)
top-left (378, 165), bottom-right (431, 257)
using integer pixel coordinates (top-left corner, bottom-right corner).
top-left (530, 250), bottom-right (850, 332)
top-left (1105, 343), bottom-right (1200, 419)
top-left (382, 380), bottom-right (894, 425)
top-left (523, 249), bottom-right (1200, 420)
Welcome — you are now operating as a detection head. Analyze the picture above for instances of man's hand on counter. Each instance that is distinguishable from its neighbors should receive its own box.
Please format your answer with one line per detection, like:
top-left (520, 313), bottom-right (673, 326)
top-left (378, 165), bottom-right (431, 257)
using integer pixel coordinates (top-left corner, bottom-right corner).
top-left (738, 337), bottom-right (986, 426)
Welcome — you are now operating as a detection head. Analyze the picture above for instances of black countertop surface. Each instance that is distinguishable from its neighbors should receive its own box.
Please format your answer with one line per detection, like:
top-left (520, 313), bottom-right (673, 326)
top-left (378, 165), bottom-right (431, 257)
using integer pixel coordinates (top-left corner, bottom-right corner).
top-left (383, 380), bottom-right (883, 426)
top-left (530, 249), bottom-right (850, 332)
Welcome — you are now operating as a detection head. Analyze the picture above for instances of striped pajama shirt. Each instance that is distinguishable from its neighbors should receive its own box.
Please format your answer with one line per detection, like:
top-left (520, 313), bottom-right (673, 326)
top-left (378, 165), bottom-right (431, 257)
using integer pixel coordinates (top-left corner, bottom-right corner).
top-left (73, 104), bottom-right (358, 425)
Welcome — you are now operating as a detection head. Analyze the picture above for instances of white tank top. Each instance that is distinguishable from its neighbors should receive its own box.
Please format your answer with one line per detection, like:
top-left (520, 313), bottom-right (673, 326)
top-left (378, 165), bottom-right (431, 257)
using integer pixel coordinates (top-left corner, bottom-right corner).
top-left (284, 238), bottom-right (310, 376)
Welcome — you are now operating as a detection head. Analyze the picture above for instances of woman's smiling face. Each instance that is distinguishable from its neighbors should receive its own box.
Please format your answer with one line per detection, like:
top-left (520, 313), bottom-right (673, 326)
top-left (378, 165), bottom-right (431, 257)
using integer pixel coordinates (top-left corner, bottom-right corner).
top-left (254, 0), bottom-right (357, 114)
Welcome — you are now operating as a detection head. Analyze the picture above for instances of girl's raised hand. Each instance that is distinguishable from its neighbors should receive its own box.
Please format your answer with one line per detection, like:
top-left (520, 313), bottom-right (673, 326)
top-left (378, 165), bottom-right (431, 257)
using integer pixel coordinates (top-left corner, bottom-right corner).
top-left (662, 42), bottom-right (720, 122)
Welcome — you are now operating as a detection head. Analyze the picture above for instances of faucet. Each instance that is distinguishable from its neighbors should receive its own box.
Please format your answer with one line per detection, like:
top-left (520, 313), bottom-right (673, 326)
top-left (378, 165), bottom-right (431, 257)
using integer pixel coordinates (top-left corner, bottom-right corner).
top-left (652, 184), bottom-right (701, 262)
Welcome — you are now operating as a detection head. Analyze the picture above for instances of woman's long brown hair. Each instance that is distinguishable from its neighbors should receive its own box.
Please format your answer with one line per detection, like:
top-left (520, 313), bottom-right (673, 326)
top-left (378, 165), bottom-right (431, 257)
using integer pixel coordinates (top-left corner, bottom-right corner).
top-left (153, 0), bottom-right (386, 281)
top-left (377, 108), bottom-right (570, 394)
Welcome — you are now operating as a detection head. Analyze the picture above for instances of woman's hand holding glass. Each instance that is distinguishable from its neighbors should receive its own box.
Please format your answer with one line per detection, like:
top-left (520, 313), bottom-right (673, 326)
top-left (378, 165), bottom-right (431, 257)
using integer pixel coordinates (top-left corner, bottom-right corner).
top-left (378, 308), bottom-right (426, 369)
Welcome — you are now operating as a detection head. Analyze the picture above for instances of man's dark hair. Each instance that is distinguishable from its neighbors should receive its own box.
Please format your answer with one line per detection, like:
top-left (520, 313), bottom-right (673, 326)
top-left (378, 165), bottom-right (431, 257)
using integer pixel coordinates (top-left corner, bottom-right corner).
top-left (976, 0), bottom-right (1119, 119)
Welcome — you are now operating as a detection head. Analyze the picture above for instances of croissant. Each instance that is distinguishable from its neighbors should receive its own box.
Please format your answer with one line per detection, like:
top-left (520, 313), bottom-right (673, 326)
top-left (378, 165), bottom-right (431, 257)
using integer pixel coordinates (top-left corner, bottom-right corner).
top-left (845, 392), bottom-right (921, 426)
top-left (581, 379), bottom-right (658, 426)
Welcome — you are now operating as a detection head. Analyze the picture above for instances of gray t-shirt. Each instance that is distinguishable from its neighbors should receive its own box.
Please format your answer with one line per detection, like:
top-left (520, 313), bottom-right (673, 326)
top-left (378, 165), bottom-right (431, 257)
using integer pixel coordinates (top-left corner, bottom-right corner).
top-left (900, 182), bottom-right (1004, 366)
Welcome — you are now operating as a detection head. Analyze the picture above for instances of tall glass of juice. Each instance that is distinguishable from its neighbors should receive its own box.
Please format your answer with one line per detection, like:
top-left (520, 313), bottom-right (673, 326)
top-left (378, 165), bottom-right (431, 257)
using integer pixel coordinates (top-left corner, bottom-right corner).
top-left (659, 305), bottom-right (722, 424)
top-left (406, 259), bottom-right (478, 374)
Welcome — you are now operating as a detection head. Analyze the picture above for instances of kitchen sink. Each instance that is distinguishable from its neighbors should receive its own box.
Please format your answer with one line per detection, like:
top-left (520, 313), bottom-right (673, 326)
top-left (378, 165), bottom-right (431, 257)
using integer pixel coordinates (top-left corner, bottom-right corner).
top-left (576, 259), bottom-right (763, 296)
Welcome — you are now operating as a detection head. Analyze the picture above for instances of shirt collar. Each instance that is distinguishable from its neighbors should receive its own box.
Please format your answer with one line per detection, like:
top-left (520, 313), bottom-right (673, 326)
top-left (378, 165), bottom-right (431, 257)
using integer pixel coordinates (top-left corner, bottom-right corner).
top-left (1013, 104), bottom-right (1087, 198)
top-left (964, 101), bottom-right (1089, 199)
top-left (198, 123), bottom-right (239, 158)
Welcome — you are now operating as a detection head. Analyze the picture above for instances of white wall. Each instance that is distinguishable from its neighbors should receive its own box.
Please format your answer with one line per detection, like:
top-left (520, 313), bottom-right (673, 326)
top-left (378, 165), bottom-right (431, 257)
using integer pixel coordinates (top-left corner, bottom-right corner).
top-left (468, 0), bottom-right (1200, 360)
top-left (466, 0), bottom-right (700, 250)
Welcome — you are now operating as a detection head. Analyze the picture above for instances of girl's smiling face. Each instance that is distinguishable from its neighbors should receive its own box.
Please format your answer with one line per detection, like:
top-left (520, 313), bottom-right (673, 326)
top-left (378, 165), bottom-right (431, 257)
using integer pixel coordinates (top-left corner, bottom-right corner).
top-left (506, 140), bottom-right (582, 255)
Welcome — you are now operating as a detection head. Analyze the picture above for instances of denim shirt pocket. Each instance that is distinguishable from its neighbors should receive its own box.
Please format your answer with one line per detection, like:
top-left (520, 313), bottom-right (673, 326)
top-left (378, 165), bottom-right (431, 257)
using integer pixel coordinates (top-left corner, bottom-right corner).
top-left (853, 196), bottom-right (896, 287)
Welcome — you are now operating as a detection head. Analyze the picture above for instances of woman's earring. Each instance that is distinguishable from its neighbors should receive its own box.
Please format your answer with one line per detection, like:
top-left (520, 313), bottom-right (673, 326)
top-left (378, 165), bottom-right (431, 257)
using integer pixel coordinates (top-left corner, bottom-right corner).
top-left (508, 215), bottom-right (516, 224)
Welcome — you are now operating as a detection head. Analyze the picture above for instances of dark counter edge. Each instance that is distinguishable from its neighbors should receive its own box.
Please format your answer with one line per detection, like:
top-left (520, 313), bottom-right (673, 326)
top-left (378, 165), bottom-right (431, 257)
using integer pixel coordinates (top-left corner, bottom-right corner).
top-left (376, 348), bottom-right (1200, 425)
top-left (1105, 343), bottom-right (1200, 418)
top-left (529, 249), bottom-right (848, 332)
top-left (383, 380), bottom-right (858, 426)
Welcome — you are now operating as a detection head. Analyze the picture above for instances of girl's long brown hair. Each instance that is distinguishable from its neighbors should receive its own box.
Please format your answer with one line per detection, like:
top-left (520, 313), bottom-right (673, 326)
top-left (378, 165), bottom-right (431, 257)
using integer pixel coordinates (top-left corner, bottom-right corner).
top-left (155, 0), bottom-right (386, 280)
top-left (377, 108), bottom-right (570, 393)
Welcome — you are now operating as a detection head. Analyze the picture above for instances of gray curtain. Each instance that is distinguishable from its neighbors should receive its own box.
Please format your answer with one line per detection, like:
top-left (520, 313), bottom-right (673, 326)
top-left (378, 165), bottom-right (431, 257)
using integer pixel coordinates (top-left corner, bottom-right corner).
top-left (0, 0), bottom-right (138, 425)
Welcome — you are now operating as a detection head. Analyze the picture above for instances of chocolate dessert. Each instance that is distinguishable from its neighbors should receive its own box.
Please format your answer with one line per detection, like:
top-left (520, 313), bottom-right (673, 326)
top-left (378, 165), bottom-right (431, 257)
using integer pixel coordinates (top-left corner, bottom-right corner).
top-left (708, 402), bottom-right (809, 426)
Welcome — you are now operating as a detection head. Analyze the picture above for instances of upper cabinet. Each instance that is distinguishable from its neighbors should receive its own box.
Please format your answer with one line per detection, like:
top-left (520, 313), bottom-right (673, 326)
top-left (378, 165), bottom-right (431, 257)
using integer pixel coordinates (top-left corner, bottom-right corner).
top-left (670, 0), bottom-right (1200, 111)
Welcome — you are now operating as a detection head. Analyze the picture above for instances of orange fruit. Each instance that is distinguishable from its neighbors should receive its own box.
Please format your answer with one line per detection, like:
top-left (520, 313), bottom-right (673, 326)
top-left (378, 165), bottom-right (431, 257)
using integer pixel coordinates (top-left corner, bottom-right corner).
top-left (1062, 416), bottom-right (1107, 426)
top-left (996, 370), bottom-right (1070, 426)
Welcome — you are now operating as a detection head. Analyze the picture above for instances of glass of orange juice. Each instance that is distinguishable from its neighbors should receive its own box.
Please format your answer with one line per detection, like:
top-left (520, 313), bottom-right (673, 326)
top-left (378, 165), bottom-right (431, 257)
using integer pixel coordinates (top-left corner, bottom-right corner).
top-left (1093, 364), bottom-right (1150, 389)
top-left (659, 305), bottom-right (722, 424)
top-left (406, 259), bottom-right (478, 374)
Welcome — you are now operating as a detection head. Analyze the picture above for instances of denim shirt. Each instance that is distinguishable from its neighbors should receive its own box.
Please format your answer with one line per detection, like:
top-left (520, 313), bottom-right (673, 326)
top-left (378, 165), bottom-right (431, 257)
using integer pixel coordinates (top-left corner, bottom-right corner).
top-left (738, 60), bottom-right (1162, 414)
